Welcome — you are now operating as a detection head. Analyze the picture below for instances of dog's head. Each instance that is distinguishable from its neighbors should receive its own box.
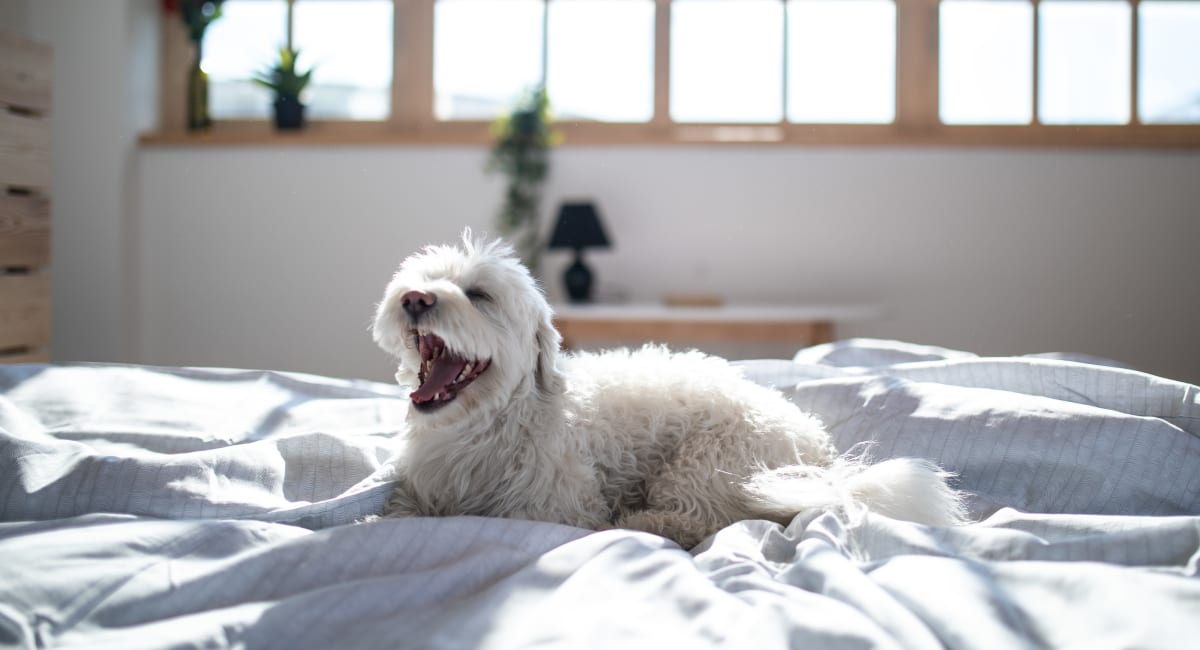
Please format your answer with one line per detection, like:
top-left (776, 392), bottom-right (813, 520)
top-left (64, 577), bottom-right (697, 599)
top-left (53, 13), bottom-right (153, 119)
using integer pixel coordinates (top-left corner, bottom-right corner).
top-left (373, 231), bottom-right (563, 426)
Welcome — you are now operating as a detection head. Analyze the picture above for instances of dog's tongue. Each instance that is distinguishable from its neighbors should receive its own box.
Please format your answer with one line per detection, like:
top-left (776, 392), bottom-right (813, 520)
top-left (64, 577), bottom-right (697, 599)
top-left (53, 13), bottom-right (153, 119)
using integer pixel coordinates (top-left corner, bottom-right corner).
top-left (411, 353), bottom-right (468, 403)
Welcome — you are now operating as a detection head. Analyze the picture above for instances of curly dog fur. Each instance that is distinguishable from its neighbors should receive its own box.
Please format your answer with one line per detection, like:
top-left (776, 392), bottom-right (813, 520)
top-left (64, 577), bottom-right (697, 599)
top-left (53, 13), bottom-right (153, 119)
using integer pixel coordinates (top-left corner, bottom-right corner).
top-left (373, 233), bottom-right (965, 547)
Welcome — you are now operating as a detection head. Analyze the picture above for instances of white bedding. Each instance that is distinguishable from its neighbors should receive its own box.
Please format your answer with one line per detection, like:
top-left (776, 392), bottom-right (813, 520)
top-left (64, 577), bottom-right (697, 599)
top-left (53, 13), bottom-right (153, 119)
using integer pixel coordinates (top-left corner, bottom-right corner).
top-left (1, 339), bottom-right (1198, 649)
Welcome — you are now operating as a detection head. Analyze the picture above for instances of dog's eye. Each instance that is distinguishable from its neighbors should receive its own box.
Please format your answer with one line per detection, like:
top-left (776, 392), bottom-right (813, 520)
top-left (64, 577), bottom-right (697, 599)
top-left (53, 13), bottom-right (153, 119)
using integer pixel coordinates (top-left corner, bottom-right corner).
top-left (464, 287), bottom-right (492, 303)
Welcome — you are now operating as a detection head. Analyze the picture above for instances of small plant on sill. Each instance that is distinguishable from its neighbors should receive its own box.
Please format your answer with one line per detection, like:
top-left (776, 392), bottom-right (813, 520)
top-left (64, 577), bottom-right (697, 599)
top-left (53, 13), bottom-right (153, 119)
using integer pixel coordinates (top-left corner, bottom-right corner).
top-left (253, 47), bottom-right (315, 131)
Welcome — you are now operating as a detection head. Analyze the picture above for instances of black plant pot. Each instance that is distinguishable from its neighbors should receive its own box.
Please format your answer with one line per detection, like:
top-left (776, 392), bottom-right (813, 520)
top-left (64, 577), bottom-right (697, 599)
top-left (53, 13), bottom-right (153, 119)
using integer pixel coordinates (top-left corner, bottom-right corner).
top-left (273, 97), bottom-right (306, 130)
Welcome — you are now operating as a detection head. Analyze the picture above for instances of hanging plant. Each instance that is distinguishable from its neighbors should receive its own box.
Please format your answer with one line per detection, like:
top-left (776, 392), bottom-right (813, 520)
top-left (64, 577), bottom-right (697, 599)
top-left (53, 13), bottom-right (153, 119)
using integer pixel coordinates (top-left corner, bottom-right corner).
top-left (486, 87), bottom-right (562, 275)
top-left (169, 0), bottom-right (225, 43)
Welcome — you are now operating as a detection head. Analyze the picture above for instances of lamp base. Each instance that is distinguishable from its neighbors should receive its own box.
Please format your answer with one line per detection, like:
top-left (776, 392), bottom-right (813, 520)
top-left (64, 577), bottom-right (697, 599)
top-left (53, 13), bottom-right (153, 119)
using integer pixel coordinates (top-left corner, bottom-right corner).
top-left (563, 251), bottom-right (594, 303)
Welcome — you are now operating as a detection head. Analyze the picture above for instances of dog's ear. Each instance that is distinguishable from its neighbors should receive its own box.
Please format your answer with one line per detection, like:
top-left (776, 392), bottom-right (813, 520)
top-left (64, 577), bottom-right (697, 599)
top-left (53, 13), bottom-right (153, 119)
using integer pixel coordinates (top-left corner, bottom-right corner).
top-left (534, 310), bottom-right (565, 398)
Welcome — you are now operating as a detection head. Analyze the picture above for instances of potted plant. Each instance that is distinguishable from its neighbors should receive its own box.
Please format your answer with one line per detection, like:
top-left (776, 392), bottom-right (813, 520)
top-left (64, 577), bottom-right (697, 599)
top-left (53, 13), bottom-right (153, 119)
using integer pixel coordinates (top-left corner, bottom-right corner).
top-left (486, 87), bottom-right (561, 274)
top-left (253, 47), bottom-right (314, 130)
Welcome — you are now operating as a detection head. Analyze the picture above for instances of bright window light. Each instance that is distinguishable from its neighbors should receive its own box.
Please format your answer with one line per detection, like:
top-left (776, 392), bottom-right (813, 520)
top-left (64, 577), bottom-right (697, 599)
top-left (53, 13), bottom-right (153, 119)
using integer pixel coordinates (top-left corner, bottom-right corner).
top-left (292, 0), bottom-right (393, 121)
top-left (203, 0), bottom-right (391, 121)
top-left (546, 0), bottom-right (655, 122)
top-left (939, 0), bottom-right (1033, 125)
top-left (434, 0), bottom-right (545, 120)
top-left (1139, 1), bottom-right (1200, 124)
top-left (1039, 0), bottom-right (1131, 125)
top-left (203, 0), bottom-right (287, 119)
top-left (787, 0), bottom-right (895, 124)
top-left (671, 0), bottom-right (784, 123)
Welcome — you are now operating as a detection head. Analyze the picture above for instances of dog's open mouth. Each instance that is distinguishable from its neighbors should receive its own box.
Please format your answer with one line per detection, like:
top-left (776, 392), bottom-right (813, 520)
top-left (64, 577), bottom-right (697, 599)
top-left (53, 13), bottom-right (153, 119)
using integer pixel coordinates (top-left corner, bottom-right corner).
top-left (410, 332), bottom-right (491, 411)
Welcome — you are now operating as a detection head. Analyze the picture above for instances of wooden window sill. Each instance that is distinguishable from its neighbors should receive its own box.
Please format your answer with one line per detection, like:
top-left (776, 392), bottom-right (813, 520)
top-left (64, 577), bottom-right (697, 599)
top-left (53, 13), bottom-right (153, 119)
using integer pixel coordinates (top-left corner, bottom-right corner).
top-left (138, 120), bottom-right (1200, 149)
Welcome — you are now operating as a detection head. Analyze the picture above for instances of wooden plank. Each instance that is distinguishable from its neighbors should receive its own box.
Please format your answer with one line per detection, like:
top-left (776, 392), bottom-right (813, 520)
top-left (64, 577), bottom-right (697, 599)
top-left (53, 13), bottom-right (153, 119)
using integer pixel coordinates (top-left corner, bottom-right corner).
top-left (0, 193), bottom-right (50, 268)
top-left (1130, 0), bottom-right (1140, 124)
top-left (0, 347), bottom-right (49, 364)
top-left (392, 0), bottom-right (435, 129)
top-left (652, 0), bottom-right (671, 126)
top-left (554, 316), bottom-right (834, 346)
top-left (895, 0), bottom-right (940, 132)
top-left (0, 31), bottom-right (53, 114)
top-left (0, 110), bottom-right (51, 190)
top-left (0, 274), bottom-right (51, 351)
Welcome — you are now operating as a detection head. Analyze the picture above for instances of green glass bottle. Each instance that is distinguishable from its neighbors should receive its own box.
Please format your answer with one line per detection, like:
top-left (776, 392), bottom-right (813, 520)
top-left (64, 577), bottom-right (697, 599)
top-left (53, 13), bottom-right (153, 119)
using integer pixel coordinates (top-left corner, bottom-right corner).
top-left (187, 43), bottom-right (210, 131)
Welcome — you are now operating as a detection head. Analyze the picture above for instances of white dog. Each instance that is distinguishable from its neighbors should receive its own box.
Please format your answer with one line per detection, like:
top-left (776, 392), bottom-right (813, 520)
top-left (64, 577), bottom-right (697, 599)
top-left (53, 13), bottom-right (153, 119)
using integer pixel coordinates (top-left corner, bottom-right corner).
top-left (373, 234), bottom-right (965, 548)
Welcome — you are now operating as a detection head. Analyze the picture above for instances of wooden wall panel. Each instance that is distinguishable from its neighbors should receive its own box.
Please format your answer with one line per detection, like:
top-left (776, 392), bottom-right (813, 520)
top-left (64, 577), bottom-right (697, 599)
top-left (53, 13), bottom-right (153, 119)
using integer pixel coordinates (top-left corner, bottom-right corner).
top-left (0, 30), bottom-right (52, 363)
top-left (0, 275), bottom-right (50, 352)
top-left (0, 32), bottom-right (52, 114)
top-left (0, 193), bottom-right (51, 269)
top-left (0, 110), bottom-right (51, 191)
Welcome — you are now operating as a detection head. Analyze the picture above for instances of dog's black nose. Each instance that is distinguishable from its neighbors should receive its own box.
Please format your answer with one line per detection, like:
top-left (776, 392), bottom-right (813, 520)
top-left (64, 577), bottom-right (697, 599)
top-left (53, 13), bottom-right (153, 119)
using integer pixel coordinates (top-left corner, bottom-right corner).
top-left (401, 290), bottom-right (437, 318)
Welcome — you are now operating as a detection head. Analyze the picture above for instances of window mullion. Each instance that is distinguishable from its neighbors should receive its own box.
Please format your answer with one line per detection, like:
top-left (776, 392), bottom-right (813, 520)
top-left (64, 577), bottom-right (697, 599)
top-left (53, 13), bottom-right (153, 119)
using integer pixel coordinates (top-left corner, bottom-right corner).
top-left (1130, 0), bottom-right (1140, 125)
top-left (895, 0), bottom-right (940, 132)
top-left (1032, 0), bottom-right (1040, 125)
top-left (652, 0), bottom-right (671, 127)
top-left (393, 0), bottom-right (435, 129)
top-left (286, 0), bottom-right (295, 51)
top-left (540, 0), bottom-right (549, 88)
top-left (781, 0), bottom-right (789, 125)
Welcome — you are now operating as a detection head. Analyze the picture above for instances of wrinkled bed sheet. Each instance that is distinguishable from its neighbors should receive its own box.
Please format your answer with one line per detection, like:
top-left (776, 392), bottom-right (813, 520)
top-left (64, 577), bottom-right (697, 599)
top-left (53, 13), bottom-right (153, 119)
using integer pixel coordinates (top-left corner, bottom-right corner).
top-left (1, 339), bottom-right (1198, 649)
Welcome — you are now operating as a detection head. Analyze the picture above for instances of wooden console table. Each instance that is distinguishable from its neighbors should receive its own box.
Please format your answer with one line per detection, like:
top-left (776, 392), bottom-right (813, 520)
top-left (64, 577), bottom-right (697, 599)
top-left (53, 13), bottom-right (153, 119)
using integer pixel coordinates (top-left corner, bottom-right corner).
top-left (552, 304), bottom-right (877, 350)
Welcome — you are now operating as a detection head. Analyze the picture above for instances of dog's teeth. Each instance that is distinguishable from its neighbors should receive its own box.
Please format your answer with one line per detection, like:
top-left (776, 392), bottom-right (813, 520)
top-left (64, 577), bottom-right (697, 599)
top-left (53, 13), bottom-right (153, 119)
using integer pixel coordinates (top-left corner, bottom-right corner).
top-left (463, 362), bottom-right (474, 376)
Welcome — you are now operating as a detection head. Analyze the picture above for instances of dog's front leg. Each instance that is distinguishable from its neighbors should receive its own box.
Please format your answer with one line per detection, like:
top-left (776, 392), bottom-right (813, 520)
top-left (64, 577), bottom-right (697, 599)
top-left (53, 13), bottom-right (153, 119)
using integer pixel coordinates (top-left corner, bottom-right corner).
top-left (382, 472), bottom-right (424, 518)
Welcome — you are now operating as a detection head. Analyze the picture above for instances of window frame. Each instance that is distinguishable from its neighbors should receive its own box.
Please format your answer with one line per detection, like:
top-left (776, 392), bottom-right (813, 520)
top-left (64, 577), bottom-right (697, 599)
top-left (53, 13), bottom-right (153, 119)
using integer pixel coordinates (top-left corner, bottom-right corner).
top-left (147, 0), bottom-right (1200, 148)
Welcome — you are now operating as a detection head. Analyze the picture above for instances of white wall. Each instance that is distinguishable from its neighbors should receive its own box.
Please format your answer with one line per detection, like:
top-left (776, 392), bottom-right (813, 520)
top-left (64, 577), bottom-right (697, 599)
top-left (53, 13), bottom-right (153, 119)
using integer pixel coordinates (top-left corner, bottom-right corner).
top-left (12, 0), bottom-right (159, 363)
top-left (9, 1), bottom-right (1200, 385)
top-left (136, 146), bottom-right (1200, 385)
top-left (0, 0), bottom-right (27, 32)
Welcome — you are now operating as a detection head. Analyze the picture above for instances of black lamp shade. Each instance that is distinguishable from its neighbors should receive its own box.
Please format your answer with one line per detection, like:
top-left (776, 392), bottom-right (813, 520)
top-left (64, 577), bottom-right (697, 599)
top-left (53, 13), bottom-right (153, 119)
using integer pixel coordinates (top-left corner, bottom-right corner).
top-left (548, 202), bottom-right (611, 303)
top-left (548, 203), bottom-right (611, 251)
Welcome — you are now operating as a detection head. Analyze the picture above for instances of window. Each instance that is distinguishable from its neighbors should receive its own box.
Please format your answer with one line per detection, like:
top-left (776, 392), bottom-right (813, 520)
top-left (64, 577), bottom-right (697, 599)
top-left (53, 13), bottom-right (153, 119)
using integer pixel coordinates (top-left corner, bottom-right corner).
top-left (1039, 0), bottom-right (1131, 125)
top-left (787, 0), bottom-right (895, 124)
top-left (203, 0), bottom-right (287, 119)
top-left (671, 0), bottom-right (784, 123)
top-left (433, 0), bottom-right (545, 120)
top-left (433, 0), bottom-right (655, 122)
top-left (547, 0), bottom-right (656, 122)
top-left (1139, 1), bottom-right (1200, 123)
top-left (293, 1), bottom-right (393, 120)
top-left (202, 0), bottom-right (392, 121)
top-left (939, 0), bottom-right (1033, 125)
top-left (156, 0), bottom-right (1200, 146)
top-left (939, 0), bottom-right (1200, 128)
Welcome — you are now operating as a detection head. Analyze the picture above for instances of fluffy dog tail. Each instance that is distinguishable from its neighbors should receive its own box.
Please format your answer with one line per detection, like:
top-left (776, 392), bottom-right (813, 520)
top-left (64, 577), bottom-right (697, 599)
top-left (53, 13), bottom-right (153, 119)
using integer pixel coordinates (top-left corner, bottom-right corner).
top-left (745, 457), bottom-right (968, 527)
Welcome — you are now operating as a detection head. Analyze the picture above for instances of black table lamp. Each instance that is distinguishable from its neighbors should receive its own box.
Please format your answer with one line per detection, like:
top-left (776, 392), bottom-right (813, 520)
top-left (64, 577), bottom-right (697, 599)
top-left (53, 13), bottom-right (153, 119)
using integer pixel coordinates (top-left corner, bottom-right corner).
top-left (548, 202), bottom-right (612, 303)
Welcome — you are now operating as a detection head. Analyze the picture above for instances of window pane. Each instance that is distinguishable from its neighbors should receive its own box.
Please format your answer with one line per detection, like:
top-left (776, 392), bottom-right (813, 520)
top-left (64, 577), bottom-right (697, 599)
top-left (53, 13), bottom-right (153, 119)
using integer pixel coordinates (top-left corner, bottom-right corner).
top-left (787, 0), bottom-right (895, 124)
top-left (1038, 0), bottom-right (1131, 125)
top-left (671, 0), bottom-right (784, 123)
top-left (939, 0), bottom-right (1032, 125)
top-left (434, 0), bottom-right (545, 120)
top-left (293, 0), bottom-right (393, 120)
top-left (1139, 1), bottom-right (1200, 124)
top-left (203, 0), bottom-right (288, 119)
top-left (547, 0), bottom-right (655, 122)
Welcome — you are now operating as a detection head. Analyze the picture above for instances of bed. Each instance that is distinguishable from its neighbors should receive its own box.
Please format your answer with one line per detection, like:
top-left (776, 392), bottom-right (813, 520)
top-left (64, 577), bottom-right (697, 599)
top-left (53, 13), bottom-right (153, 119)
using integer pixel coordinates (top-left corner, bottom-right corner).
top-left (2, 338), bottom-right (1198, 649)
